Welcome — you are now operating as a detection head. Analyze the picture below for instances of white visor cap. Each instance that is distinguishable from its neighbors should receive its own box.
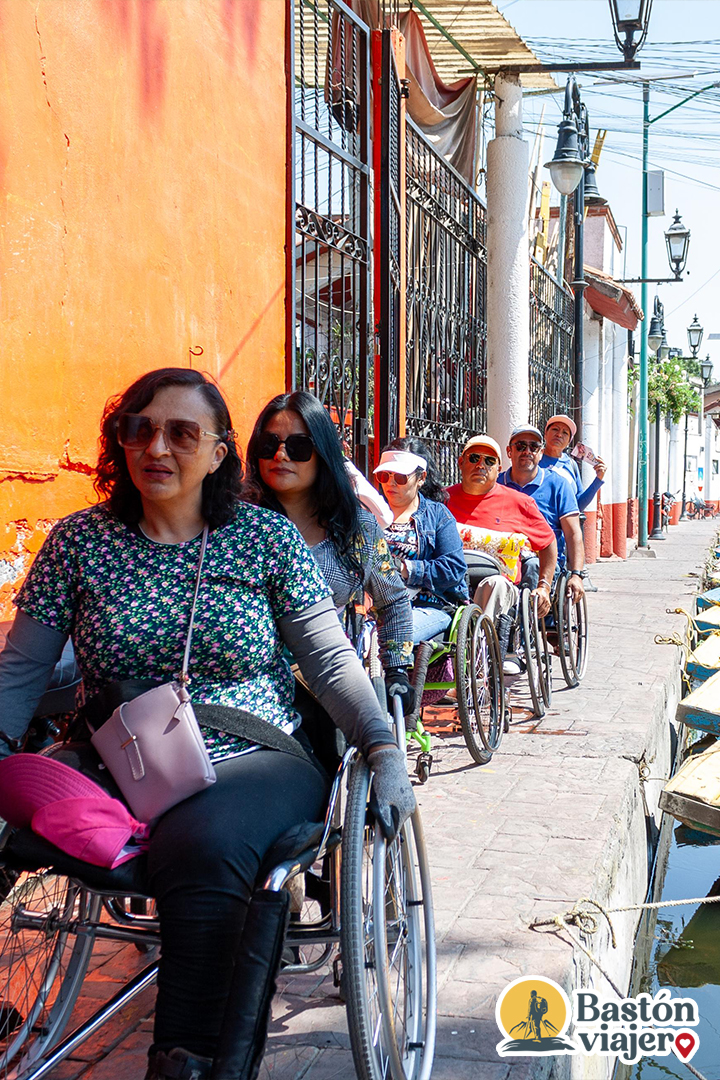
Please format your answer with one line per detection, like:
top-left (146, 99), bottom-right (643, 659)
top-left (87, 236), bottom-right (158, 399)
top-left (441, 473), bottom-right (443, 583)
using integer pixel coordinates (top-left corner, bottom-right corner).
top-left (373, 450), bottom-right (427, 476)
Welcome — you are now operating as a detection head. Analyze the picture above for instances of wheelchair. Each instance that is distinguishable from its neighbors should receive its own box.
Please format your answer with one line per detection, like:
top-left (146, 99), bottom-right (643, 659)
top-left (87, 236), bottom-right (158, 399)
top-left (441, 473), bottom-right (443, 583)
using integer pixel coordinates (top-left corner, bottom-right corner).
top-left (552, 568), bottom-right (589, 689)
top-left (516, 584), bottom-right (552, 720)
top-left (0, 693), bottom-right (437, 1080)
top-left (404, 598), bottom-right (505, 773)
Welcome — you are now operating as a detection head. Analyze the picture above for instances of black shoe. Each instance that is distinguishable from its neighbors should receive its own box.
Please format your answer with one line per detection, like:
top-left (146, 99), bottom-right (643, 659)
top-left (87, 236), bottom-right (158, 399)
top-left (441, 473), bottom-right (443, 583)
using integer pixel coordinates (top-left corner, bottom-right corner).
top-left (145, 1047), bottom-right (212, 1080)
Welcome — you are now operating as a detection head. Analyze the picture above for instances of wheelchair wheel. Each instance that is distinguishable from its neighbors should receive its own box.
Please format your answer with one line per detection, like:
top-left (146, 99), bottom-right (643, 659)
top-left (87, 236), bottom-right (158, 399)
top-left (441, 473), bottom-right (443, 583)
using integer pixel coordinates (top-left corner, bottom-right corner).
top-left (557, 578), bottom-right (589, 687)
top-left (0, 870), bottom-right (99, 1078)
top-left (454, 606), bottom-right (503, 763)
top-left (520, 590), bottom-right (547, 719)
top-left (341, 759), bottom-right (436, 1080)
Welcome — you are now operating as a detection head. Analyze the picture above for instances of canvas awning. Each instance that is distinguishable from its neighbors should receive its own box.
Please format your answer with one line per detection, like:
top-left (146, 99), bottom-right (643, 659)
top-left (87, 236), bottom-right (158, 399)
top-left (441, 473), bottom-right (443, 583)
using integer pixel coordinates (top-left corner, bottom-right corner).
top-left (584, 266), bottom-right (643, 331)
top-left (405, 0), bottom-right (558, 90)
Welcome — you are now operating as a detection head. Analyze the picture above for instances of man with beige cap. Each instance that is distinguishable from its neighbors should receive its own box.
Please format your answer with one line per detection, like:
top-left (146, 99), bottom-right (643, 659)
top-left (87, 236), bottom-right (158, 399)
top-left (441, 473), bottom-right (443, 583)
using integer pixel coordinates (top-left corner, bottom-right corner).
top-left (446, 435), bottom-right (557, 670)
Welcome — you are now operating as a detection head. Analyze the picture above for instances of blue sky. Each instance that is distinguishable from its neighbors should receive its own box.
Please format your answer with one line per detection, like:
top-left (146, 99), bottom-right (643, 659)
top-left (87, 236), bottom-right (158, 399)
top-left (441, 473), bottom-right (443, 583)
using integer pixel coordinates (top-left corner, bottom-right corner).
top-left (494, 0), bottom-right (720, 365)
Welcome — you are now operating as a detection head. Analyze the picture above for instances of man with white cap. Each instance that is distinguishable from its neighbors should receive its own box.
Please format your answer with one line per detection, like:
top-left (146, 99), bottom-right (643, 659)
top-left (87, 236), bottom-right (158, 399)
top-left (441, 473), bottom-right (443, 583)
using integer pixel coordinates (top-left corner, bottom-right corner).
top-left (498, 424), bottom-right (585, 604)
top-left (540, 414), bottom-right (606, 511)
top-left (446, 434), bottom-right (557, 669)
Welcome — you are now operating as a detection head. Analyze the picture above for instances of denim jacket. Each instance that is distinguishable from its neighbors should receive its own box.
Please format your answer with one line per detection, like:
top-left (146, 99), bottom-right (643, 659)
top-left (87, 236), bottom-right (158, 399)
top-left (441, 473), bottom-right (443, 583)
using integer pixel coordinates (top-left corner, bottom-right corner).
top-left (403, 495), bottom-right (469, 605)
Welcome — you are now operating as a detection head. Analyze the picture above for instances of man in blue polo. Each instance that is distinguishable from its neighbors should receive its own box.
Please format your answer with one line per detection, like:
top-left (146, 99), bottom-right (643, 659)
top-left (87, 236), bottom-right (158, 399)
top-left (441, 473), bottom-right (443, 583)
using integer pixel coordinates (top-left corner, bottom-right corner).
top-left (498, 424), bottom-right (585, 604)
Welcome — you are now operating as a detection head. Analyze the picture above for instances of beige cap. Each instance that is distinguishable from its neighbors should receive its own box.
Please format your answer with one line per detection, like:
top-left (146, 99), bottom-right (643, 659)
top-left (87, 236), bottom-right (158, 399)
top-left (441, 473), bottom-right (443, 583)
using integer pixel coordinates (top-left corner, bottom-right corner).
top-left (461, 435), bottom-right (502, 459)
top-left (545, 414), bottom-right (577, 438)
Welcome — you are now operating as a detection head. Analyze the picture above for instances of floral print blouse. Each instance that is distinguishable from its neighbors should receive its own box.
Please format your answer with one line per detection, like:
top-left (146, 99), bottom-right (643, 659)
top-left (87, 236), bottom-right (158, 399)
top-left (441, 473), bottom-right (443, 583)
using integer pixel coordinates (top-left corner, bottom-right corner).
top-left (15, 504), bottom-right (331, 749)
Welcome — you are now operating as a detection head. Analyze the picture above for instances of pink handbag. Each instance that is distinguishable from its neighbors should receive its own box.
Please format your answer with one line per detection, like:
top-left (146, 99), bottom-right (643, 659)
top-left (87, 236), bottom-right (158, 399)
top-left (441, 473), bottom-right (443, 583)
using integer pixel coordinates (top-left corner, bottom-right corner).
top-left (90, 527), bottom-right (217, 822)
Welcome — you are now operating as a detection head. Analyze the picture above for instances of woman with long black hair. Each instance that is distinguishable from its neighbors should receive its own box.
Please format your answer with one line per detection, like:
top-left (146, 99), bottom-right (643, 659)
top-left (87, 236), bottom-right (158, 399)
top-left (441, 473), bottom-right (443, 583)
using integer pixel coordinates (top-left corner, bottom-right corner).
top-left (246, 392), bottom-right (415, 706)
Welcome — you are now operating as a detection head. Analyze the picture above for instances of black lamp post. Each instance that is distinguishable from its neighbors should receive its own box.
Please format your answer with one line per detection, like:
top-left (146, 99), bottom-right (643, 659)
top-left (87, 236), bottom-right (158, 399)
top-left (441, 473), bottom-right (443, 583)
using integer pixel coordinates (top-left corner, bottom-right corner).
top-left (649, 296), bottom-right (667, 540)
top-left (679, 315), bottom-right (705, 520)
top-left (609, 0), bottom-right (654, 61)
top-left (545, 75), bottom-right (593, 439)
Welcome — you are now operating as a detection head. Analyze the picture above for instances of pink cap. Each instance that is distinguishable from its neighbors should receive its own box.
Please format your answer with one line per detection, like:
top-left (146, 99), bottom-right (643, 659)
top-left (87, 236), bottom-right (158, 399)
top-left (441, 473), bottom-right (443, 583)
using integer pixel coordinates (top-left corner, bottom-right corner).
top-left (32, 798), bottom-right (150, 869)
top-left (0, 755), bottom-right (108, 826)
top-left (0, 755), bottom-right (149, 869)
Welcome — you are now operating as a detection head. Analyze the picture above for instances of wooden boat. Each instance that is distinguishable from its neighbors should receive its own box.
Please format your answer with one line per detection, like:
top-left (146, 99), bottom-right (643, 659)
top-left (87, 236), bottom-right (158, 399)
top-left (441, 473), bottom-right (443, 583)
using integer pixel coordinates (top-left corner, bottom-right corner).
top-left (697, 587), bottom-right (720, 611)
top-left (660, 735), bottom-right (720, 837)
top-left (677, 671), bottom-right (720, 734)
top-left (687, 634), bottom-right (720, 683)
top-left (694, 606), bottom-right (720, 636)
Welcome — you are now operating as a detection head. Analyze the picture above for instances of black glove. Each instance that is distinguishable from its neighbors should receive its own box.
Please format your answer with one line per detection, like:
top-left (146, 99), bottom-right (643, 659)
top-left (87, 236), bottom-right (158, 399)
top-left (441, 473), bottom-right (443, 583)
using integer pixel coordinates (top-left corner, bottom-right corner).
top-left (384, 667), bottom-right (416, 715)
top-left (367, 746), bottom-right (417, 843)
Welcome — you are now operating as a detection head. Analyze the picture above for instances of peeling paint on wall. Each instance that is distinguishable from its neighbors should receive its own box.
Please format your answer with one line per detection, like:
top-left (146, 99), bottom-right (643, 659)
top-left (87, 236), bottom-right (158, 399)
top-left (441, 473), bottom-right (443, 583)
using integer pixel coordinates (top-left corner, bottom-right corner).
top-left (0, 0), bottom-right (289, 621)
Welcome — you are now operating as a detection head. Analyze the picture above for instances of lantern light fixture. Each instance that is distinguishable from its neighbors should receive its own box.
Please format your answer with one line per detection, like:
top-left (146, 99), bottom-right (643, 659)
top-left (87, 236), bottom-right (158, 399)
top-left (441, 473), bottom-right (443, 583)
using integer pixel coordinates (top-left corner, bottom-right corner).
top-left (664, 210), bottom-right (691, 280)
top-left (687, 314), bottom-right (704, 358)
top-left (701, 355), bottom-right (714, 384)
top-left (609, 0), bottom-right (654, 62)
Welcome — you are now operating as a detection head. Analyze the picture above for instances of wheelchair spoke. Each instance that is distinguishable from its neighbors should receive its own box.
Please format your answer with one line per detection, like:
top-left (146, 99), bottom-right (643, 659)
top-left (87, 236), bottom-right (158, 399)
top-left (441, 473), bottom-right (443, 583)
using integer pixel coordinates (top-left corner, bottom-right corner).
top-left (0, 871), bottom-right (97, 1078)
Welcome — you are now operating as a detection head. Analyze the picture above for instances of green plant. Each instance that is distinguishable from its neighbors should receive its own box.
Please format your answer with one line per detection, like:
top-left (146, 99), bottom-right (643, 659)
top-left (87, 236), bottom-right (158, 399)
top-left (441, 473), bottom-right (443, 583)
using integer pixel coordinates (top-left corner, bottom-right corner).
top-left (649, 358), bottom-right (701, 424)
top-left (628, 357), bottom-right (702, 423)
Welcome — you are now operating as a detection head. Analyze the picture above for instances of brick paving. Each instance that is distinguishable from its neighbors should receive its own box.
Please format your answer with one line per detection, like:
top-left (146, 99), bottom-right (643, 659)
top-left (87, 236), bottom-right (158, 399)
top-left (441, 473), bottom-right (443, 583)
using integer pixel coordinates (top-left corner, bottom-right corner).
top-left (39, 519), bottom-right (717, 1080)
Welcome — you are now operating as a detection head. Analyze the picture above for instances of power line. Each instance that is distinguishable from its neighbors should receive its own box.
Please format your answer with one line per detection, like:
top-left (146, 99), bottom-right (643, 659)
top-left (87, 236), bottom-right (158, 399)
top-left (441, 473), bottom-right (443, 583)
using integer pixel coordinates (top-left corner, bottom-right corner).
top-left (667, 266), bottom-right (720, 317)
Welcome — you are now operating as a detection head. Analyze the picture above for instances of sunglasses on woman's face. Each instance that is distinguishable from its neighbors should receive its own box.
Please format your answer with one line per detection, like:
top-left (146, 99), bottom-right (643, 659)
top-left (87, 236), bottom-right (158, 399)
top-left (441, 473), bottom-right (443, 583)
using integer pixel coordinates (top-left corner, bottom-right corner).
top-left (466, 453), bottom-right (498, 467)
top-left (375, 471), bottom-right (414, 486)
top-left (256, 431), bottom-right (315, 462)
top-left (117, 414), bottom-right (225, 454)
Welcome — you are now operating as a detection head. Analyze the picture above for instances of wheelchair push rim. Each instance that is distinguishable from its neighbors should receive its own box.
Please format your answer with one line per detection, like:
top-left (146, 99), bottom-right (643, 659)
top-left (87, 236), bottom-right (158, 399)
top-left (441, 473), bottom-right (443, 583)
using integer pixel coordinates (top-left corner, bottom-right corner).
top-left (454, 605), bottom-right (503, 765)
top-left (556, 573), bottom-right (589, 687)
top-left (520, 590), bottom-right (549, 719)
top-left (340, 760), bottom-right (436, 1080)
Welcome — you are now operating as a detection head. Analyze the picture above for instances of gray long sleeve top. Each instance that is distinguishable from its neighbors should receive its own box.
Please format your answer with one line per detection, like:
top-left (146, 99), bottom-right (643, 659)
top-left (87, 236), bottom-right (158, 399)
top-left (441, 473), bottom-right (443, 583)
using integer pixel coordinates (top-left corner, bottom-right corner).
top-left (0, 599), bottom-right (392, 761)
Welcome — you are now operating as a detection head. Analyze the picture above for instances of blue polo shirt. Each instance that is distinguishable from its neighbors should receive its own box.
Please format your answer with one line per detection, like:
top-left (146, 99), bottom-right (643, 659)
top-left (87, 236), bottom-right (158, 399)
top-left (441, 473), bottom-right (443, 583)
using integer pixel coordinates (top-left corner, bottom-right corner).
top-left (498, 467), bottom-right (579, 562)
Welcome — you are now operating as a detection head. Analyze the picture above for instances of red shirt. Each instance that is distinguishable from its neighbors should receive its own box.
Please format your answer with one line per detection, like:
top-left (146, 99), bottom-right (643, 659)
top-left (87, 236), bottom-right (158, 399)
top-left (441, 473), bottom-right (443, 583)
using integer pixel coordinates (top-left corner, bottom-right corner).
top-left (446, 483), bottom-right (555, 581)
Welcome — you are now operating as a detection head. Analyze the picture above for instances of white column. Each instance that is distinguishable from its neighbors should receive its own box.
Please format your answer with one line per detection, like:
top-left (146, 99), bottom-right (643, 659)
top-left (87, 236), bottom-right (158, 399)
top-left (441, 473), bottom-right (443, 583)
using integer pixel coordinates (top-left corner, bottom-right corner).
top-left (582, 317), bottom-right (601, 485)
top-left (612, 330), bottom-right (630, 507)
top-left (486, 74), bottom-right (530, 452)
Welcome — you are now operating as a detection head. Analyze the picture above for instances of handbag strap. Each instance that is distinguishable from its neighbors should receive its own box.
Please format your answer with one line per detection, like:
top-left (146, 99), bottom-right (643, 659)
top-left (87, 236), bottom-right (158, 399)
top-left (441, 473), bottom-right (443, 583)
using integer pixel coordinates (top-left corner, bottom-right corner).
top-left (177, 525), bottom-right (209, 686)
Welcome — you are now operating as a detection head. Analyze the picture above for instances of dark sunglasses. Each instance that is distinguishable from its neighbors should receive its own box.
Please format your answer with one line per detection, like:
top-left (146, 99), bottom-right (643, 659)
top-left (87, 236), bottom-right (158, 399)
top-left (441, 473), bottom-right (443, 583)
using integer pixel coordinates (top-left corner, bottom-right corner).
top-left (256, 431), bottom-right (315, 462)
top-left (375, 471), bottom-right (414, 486)
top-left (117, 414), bottom-right (226, 454)
top-left (466, 453), bottom-right (498, 467)
top-left (511, 440), bottom-right (543, 453)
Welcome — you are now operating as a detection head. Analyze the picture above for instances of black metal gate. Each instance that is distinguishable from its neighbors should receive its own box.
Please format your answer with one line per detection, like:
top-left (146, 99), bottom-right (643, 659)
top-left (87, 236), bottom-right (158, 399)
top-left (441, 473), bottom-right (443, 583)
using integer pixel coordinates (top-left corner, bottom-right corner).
top-left (290, 0), bottom-right (372, 470)
top-left (376, 28), bottom-right (403, 453)
top-left (529, 257), bottom-right (574, 426)
top-left (405, 118), bottom-right (487, 484)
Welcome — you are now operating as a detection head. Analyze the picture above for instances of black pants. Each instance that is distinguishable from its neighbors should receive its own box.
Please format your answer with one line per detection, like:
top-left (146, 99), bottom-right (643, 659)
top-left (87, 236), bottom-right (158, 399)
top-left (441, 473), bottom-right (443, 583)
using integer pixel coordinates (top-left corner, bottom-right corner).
top-left (146, 750), bottom-right (328, 1057)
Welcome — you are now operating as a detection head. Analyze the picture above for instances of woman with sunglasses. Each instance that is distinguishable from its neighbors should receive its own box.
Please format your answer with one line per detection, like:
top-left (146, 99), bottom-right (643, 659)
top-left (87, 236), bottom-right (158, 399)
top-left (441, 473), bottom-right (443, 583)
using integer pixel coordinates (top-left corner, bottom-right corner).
top-left (0, 368), bottom-right (415, 1080)
top-left (374, 437), bottom-right (469, 643)
top-left (246, 391), bottom-right (415, 708)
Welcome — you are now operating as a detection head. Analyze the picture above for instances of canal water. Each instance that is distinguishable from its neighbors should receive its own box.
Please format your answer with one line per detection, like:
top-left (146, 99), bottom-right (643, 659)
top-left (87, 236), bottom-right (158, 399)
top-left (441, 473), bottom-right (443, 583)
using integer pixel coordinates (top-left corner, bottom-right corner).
top-left (620, 815), bottom-right (720, 1080)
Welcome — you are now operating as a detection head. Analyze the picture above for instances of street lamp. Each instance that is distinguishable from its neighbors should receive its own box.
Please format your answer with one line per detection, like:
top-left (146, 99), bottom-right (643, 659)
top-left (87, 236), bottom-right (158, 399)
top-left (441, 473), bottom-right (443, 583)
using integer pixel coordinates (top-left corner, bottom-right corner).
top-left (649, 296), bottom-right (667, 540)
top-left (609, 0), bottom-right (654, 62)
top-left (545, 98), bottom-right (584, 196)
top-left (688, 314), bottom-right (704, 358)
top-left (664, 211), bottom-right (691, 280)
top-left (679, 317), bottom-right (705, 519)
top-left (545, 74), bottom-right (593, 437)
top-left (702, 356), bottom-right (714, 384)
top-left (583, 161), bottom-right (608, 207)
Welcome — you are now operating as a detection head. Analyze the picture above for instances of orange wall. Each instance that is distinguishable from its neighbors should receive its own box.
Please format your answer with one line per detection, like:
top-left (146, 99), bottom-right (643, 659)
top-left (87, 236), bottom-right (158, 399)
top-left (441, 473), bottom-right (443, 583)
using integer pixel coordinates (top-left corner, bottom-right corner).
top-left (0, 0), bottom-right (288, 617)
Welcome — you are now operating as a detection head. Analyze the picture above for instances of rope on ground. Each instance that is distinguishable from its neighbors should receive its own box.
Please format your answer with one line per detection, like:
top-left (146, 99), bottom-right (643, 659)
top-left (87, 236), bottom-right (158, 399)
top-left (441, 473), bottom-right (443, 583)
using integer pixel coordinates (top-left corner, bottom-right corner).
top-left (531, 894), bottom-right (716, 1080)
top-left (654, 631), bottom-right (695, 693)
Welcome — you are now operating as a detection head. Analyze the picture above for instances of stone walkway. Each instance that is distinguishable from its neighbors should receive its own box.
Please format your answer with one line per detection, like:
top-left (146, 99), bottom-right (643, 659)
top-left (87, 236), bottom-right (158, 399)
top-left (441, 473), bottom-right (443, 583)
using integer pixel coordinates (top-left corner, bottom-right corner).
top-left (42, 518), bottom-right (717, 1080)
